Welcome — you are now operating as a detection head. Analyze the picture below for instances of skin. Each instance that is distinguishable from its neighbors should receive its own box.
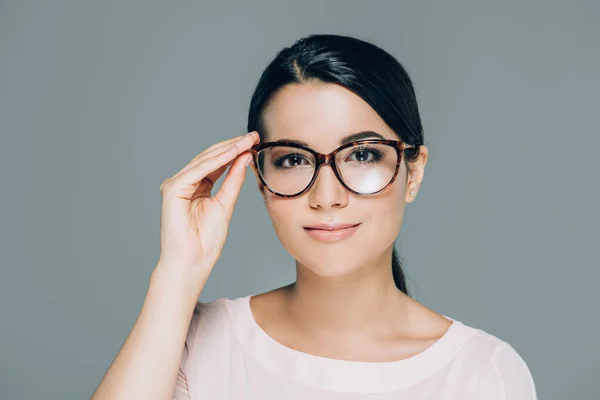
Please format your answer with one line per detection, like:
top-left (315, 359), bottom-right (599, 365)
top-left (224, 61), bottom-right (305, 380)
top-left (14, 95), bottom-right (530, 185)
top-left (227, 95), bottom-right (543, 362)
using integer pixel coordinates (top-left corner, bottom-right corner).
top-left (248, 82), bottom-right (453, 362)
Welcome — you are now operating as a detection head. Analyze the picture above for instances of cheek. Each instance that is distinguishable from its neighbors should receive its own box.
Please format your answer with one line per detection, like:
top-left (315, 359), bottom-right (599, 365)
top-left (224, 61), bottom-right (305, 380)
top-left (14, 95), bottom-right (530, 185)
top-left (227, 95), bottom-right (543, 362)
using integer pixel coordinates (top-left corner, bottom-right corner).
top-left (366, 181), bottom-right (407, 239)
top-left (266, 200), bottom-right (302, 241)
top-left (367, 201), bottom-right (405, 238)
top-left (266, 198), bottom-right (405, 264)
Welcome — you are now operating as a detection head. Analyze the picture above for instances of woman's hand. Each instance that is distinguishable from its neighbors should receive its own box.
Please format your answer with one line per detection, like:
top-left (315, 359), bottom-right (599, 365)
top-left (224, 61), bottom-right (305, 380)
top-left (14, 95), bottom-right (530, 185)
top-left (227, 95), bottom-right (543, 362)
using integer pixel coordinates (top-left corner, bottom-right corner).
top-left (156, 131), bottom-right (259, 282)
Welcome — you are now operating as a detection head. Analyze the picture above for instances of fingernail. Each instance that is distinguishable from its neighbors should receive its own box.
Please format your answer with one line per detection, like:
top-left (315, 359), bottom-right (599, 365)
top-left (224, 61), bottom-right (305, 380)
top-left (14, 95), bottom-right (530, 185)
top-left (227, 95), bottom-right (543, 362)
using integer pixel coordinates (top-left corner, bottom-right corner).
top-left (245, 155), bottom-right (253, 166)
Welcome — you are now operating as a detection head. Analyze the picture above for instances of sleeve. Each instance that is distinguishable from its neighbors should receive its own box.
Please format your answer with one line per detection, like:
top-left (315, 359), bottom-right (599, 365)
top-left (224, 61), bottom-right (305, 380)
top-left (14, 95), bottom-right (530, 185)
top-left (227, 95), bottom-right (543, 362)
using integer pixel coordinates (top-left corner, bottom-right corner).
top-left (469, 341), bottom-right (537, 400)
top-left (173, 302), bottom-right (202, 400)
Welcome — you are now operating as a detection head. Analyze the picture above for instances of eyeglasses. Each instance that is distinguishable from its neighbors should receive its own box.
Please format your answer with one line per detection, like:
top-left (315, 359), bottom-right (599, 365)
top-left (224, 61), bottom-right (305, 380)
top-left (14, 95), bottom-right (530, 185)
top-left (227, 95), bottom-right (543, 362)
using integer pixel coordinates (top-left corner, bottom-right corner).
top-left (250, 139), bottom-right (415, 198)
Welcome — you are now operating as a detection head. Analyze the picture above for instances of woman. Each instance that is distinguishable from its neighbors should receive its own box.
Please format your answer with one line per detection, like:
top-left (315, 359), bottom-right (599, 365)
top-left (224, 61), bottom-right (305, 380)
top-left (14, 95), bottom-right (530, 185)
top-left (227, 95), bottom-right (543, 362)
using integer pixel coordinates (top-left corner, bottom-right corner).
top-left (92, 34), bottom-right (536, 399)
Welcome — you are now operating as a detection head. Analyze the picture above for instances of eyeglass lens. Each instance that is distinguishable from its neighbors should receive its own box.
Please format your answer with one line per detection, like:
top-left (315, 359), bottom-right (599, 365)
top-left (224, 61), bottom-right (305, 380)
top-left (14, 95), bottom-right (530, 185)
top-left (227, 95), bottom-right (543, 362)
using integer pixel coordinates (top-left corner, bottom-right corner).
top-left (256, 143), bottom-right (398, 196)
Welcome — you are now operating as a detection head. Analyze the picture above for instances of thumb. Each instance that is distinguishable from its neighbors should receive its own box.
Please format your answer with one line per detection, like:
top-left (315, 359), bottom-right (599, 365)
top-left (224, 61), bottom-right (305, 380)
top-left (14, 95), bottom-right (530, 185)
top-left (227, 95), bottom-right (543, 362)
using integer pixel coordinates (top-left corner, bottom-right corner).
top-left (213, 152), bottom-right (252, 218)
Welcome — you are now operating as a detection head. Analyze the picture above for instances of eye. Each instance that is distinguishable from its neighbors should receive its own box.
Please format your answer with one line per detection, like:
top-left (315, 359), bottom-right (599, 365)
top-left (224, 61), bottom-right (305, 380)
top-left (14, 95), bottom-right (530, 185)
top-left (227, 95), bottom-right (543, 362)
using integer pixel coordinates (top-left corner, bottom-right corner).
top-left (273, 153), bottom-right (312, 168)
top-left (346, 146), bottom-right (384, 163)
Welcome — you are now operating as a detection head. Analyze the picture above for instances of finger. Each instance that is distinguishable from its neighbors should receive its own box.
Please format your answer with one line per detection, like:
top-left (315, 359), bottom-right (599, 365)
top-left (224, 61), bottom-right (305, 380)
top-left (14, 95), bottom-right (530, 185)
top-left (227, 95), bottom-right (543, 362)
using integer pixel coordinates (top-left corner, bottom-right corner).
top-left (181, 133), bottom-right (257, 185)
top-left (172, 132), bottom-right (258, 181)
top-left (166, 141), bottom-right (247, 199)
top-left (213, 152), bottom-right (252, 219)
top-left (160, 133), bottom-right (258, 194)
top-left (204, 133), bottom-right (249, 153)
top-left (190, 135), bottom-right (256, 192)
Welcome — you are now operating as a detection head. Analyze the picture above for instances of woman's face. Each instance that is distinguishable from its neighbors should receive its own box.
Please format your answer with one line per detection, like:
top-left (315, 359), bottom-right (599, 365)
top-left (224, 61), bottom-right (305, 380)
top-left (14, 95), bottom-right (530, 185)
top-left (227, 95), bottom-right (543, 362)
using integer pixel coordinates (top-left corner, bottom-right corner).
top-left (253, 82), bottom-right (427, 278)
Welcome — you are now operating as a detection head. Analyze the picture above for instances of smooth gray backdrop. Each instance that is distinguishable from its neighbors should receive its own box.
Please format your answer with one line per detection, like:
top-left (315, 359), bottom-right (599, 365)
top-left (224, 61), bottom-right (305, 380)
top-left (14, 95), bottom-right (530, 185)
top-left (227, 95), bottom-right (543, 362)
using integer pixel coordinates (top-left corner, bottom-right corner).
top-left (2, 0), bottom-right (598, 398)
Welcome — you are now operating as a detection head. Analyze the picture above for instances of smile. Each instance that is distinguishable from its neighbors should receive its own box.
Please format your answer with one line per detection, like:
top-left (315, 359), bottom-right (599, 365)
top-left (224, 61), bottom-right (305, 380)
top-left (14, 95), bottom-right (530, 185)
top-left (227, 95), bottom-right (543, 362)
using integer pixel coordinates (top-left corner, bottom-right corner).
top-left (303, 223), bottom-right (361, 242)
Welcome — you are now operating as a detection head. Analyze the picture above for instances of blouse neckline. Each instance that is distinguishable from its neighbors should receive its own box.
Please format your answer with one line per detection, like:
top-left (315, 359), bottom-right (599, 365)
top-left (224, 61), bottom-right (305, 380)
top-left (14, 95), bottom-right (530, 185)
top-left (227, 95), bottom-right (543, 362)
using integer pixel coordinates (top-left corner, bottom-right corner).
top-left (224, 294), bottom-right (476, 394)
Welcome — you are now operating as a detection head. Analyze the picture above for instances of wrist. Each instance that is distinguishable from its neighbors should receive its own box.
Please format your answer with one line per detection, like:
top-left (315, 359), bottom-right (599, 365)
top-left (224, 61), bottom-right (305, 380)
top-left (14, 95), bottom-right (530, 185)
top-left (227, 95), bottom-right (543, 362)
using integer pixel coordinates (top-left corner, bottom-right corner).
top-left (150, 261), bottom-right (212, 298)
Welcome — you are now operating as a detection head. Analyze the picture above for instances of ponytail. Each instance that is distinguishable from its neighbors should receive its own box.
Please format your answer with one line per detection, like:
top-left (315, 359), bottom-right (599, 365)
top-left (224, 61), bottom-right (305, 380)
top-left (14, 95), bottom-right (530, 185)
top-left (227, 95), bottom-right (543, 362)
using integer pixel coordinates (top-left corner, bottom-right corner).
top-left (391, 244), bottom-right (409, 296)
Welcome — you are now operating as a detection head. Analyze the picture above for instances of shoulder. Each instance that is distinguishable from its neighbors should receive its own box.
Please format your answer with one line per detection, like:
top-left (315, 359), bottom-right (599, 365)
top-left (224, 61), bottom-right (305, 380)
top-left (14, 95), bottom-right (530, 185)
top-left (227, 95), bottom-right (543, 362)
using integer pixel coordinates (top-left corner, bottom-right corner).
top-left (176, 297), bottom-right (248, 396)
top-left (187, 296), bottom-right (241, 337)
top-left (191, 297), bottom-right (230, 323)
top-left (181, 296), bottom-right (243, 362)
top-left (457, 322), bottom-right (537, 400)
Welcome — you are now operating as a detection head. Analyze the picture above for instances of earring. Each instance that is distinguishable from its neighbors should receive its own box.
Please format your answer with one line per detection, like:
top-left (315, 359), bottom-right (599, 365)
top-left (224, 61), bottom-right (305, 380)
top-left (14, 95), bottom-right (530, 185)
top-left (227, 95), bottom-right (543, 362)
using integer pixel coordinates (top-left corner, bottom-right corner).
top-left (410, 176), bottom-right (417, 196)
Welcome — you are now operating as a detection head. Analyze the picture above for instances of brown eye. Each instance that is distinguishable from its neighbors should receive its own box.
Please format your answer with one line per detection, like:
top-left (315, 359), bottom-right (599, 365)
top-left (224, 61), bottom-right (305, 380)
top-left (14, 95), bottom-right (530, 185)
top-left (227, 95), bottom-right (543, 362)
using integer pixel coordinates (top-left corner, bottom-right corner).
top-left (273, 153), bottom-right (311, 168)
top-left (345, 146), bottom-right (384, 163)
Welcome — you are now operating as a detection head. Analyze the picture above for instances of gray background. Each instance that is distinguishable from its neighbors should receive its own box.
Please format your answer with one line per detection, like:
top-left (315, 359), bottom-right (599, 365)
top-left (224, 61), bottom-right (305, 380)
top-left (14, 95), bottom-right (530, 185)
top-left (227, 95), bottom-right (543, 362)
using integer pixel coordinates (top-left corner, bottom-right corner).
top-left (2, 0), bottom-right (598, 398)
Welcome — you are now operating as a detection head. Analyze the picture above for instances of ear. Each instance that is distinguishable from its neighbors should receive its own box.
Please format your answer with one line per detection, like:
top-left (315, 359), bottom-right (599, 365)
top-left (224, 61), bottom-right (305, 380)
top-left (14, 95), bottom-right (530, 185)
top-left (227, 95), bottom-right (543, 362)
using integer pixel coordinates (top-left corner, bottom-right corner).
top-left (405, 145), bottom-right (428, 204)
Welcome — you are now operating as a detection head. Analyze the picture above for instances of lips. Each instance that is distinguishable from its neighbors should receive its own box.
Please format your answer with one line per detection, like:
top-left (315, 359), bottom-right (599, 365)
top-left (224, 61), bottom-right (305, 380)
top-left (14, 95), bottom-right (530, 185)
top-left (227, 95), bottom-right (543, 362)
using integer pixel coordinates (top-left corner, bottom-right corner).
top-left (303, 222), bottom-right (361, 231)
top-left (303, 222), bottom-right (362, 243)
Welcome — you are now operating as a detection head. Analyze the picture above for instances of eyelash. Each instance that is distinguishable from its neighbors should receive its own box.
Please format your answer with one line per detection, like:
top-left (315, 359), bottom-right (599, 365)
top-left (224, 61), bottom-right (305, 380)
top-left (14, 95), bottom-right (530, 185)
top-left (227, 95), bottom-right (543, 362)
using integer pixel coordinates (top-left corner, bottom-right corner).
top-left (273, 152), bottom-right (309, 168)
top-left (272, 145), bottom-right (384, 168)
top-left (347, 146), bottom-right (384, 163)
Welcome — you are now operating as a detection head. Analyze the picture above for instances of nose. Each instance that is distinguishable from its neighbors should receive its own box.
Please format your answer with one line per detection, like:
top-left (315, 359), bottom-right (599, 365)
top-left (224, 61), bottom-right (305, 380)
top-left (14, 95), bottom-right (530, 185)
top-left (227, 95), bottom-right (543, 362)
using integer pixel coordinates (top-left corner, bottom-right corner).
top-left (307, 163), bottom-right (349, 210)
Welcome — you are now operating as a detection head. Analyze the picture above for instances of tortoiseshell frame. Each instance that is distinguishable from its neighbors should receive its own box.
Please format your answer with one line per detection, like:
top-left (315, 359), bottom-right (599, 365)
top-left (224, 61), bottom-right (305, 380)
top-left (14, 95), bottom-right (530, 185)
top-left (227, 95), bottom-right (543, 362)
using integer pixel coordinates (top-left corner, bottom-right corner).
top-left (250, 139), bottom-right (416, 198)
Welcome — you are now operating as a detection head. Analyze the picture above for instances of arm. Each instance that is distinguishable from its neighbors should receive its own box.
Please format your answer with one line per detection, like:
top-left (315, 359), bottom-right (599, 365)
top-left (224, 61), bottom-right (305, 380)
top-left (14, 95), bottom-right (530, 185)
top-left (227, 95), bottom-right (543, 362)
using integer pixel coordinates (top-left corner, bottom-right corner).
top-left (89, 131), bottom-right (257, 399)
top-left (90, 263), bottom-right (208, 400)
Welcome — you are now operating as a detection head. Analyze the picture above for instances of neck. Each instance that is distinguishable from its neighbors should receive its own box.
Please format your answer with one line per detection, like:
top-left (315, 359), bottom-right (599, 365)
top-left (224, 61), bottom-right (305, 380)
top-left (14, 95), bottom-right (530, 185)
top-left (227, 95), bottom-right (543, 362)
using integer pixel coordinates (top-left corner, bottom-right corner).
top-left (283, 249), bottom-right (409, 335)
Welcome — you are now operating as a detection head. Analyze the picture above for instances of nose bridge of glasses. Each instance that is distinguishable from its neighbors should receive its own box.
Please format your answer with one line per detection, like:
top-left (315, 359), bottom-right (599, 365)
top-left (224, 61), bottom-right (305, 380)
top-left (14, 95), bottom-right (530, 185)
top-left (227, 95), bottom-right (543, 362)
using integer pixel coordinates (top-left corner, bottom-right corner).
top-left (312, 153), bottom-right (343, 190)
top-left (313, 153), bottom-right (338, 179)
top-left (316, 152), bottom-right (335, 165)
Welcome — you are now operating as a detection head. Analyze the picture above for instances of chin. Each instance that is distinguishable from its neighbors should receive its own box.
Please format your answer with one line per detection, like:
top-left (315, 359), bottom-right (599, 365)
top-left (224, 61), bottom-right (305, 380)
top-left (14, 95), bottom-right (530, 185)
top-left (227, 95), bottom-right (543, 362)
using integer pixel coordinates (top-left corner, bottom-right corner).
top-left (304, 263), bottom-right (359, 279)
top-left (293, 248), bottom-right (365, 278)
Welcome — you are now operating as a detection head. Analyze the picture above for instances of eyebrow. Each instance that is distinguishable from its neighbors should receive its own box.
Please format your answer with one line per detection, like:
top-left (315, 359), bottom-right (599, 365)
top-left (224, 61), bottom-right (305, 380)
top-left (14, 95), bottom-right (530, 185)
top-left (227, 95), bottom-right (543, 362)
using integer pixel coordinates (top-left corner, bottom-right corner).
top-left (273, 131), bottom-right (385, 147)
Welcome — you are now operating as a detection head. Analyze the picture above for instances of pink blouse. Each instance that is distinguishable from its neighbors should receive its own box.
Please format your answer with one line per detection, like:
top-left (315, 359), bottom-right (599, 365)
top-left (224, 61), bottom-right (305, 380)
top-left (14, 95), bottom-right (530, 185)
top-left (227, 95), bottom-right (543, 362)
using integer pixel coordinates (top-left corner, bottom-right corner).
top-left (173, 295), bottom-right (536, 399)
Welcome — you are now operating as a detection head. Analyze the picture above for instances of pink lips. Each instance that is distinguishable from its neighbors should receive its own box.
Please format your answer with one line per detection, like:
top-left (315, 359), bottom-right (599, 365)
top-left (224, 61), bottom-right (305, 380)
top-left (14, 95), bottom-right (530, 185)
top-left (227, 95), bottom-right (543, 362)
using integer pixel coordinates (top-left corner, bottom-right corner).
top-left (303, 223), bottom-right (361, 242)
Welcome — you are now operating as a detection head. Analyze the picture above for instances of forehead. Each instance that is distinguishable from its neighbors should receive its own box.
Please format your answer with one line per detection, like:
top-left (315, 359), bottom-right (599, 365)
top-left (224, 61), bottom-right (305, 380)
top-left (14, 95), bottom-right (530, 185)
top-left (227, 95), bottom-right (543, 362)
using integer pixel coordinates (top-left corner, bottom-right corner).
top-left (262, 83), bottom-right (397, 150)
